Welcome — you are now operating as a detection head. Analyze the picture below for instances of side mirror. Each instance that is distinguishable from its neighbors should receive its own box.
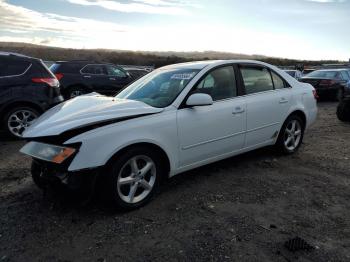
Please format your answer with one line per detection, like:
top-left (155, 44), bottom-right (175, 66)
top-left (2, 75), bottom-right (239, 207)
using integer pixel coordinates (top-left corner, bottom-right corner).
top-left (186, 93), bottom-right (213, 107)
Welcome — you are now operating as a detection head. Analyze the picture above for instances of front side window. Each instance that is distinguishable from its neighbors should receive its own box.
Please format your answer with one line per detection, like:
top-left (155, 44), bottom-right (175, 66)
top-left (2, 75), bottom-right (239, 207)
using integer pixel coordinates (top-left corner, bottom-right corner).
top-left (116, 68), bottom-right (200, 108)
top-left (193, 66), bottom-right (237, 101)
top-left (106, 65), bottom-right (127, 78)
top-left (240, 66), bottom-right (274, 94)
top-left (271, 71), bottom-right (285, 89)
top-left (0, 59), bottom-right (31, 77)
top-left (81, 65), bottom-right (105, 75)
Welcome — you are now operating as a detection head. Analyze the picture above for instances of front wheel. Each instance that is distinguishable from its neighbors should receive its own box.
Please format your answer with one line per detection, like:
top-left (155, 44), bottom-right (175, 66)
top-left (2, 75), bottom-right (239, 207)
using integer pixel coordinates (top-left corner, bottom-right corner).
top-left (103, 146), bottom-right (163, 210)
top-left (275, 115), bottom-right (304, 154)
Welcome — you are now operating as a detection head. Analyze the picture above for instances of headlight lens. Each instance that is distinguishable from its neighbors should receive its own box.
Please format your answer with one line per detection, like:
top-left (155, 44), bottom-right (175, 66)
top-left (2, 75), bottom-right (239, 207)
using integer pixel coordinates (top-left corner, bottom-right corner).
top-left (20, 142), bottom-right (76, 164)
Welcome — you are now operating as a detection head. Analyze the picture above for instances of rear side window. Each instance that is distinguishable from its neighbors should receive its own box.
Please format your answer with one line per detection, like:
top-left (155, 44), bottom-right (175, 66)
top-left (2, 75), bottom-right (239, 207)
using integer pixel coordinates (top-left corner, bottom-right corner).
top-left (340, 71), bottom-right (349, 80)
top-left (50, 63), bottom-right (85, 74)
top-left (0, 59), bottom-right (31, 77)
top-left (81, 64), bottom-right (105, 75)
top-left (194, 66), bottom-right (237, 101)
top-left (240, 66), bottom-right (274, 94)
top-left (271, 71), bottom-right (285, 89)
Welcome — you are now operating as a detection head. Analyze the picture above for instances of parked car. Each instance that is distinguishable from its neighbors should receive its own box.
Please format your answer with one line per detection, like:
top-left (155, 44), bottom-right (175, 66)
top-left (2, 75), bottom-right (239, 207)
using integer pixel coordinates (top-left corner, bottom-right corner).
top-left (284, 70), bottom-right (303, 80)
top-left (123, 66), bottom-right (150, 80)
top-left (20, 60), bottom-right (317, 209)
top-left (0, 52), bottom-right (63, 138)
top-left (49, 61), bottom-right (134, 99)
top-left (300, 69), bottom-right (350, 101)
top-left (302, 68), bottom-right (316, 76)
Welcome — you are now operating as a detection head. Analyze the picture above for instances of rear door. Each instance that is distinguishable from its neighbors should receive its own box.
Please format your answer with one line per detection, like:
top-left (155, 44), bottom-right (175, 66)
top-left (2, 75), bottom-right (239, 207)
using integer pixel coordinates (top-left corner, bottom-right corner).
top-left (0, 57), bottom-right (32, 106)
top-left (80, 64), bottom-right (110, 94)
top-left (104, 65), bottom-right (132, 95)
top-left (238, 64), bottom-right (292, 148)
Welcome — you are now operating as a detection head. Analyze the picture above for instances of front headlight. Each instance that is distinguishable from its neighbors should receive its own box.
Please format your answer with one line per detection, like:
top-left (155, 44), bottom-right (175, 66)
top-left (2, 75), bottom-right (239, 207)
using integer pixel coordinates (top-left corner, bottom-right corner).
top-left (20, 142), bottom-right (76, 164)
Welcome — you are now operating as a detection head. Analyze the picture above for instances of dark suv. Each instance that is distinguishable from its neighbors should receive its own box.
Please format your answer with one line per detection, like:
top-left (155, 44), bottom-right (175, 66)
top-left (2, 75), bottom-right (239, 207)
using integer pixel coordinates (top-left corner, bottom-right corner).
top-left (0, 52), bottom-right (63, 138)
top-left (50, 61), bottom-right (134, 99)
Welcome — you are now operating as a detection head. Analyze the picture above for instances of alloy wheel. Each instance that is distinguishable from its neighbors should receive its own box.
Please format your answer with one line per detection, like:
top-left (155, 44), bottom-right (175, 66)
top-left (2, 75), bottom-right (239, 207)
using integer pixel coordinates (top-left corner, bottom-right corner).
top-left (70, 90), bottom-right (84, 98)
top-left (7, 109), bottom-right (38, 137)
top-left (117, 155), bottom-right (156, 204)
top-left (284, 120), bottom-right (302, 151)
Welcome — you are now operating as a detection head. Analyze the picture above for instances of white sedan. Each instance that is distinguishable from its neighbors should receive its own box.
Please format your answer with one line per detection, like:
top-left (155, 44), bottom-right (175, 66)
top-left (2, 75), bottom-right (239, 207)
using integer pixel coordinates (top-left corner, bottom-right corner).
top-left (20, 60), bottom-right (318, 209)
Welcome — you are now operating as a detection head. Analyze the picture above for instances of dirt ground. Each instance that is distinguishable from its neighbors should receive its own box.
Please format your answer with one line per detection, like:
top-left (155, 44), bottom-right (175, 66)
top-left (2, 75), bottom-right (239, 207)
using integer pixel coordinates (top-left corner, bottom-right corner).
top-left (0, 102), bottom-right (349, 262)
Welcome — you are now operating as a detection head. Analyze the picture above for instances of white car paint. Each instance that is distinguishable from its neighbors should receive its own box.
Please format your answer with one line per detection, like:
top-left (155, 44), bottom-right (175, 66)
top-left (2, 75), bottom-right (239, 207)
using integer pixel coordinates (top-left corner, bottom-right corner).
top-left (22, 60), bottom-right (317, 177)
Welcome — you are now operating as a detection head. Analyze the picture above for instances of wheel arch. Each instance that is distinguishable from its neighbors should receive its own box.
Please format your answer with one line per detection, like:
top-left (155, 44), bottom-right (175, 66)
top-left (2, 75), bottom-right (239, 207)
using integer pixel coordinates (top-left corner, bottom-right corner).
top-left (104, 142), bottom-right (171, 179)
top-left (1, 101), bottom-right (43, 123)
top-left (287, 110), bottom-right (307, 129)
top-left (64, 84), bottom-right (93, 97)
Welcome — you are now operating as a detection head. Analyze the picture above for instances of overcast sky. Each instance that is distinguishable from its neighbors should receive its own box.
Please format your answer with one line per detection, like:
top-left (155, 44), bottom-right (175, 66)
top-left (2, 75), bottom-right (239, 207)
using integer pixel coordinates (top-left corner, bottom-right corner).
top-left (0, 0), bottom-right (349, 60)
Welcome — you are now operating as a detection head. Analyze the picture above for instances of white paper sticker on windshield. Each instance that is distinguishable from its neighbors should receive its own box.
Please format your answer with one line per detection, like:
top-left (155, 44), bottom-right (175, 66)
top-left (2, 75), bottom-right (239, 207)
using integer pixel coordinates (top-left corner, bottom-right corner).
top-left (171, 72), bottom-right (195, 80)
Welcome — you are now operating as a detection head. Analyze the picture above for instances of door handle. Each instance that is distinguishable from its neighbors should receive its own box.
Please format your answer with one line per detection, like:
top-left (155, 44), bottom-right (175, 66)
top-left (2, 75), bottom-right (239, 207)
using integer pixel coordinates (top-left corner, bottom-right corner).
top-left (109, 78), bottom-right (116, 81)
top-left (232, 107), bottom-right (245, 115)
top-left (83, 75), bottom-right (91, 78)
top-left (279, 98), bottom-right (288, 104)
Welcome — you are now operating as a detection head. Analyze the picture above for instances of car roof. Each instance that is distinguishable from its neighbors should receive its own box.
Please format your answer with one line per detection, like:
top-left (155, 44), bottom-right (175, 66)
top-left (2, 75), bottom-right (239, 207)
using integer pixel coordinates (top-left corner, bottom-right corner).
top-left (55, 60), bottom-right (114, 65)
top-left (315, 68), bottom-right (349, 72)
top-left (0, 52), bottom-right (38, 61)
top-left (161, 60), bottom-right (274, 70)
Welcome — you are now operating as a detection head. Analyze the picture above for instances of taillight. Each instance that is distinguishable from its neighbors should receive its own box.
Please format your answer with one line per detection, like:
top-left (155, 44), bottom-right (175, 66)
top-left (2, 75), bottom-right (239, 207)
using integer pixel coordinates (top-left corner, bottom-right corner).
top-left (32, 77), bottom-right (59, 87)
top-left (319, 79), bottom-right (336, 86)
top-left (312, 89), bottom-right (319, 100)
top-left (55, 73), bottom-right (64, 81)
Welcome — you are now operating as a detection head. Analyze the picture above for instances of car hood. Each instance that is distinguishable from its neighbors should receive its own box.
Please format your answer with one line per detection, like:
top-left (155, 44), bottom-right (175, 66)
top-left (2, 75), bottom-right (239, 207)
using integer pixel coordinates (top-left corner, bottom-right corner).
top-left (23, 93), bottom-right (163, 138)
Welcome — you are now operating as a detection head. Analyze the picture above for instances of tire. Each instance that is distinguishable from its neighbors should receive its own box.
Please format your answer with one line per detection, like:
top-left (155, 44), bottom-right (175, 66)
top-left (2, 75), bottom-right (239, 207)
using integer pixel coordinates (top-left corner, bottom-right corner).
top-left (68, 86), bottom-right (87, 99)
top-left (275, 115), bottom-right (305, 154)
top-left (3, 106), bottom-right (40, 138)
top-left (102, 146), bottom-right (164, 210)
top-left (337, 100), bottom-right (350, 122)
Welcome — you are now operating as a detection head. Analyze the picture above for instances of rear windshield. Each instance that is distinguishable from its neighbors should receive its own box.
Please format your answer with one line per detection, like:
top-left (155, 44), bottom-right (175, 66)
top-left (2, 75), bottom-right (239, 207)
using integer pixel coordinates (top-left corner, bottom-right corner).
top-left (307, 70), bottom-right (340, 79)
top-left (50, 63), bottom-right (82, 73)
top-left (0, 59), bottom-right (31, 77)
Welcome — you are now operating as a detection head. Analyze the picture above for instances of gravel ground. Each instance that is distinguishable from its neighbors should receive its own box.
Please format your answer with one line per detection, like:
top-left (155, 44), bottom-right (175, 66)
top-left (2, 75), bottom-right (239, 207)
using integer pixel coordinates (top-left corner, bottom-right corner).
top-left (0, 102), bottom-right (349, 262)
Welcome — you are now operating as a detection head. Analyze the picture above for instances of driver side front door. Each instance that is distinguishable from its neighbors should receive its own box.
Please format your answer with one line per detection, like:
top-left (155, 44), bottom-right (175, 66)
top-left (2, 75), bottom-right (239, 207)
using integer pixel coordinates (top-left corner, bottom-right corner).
top-left (177, 65), bottom-right (246, 168)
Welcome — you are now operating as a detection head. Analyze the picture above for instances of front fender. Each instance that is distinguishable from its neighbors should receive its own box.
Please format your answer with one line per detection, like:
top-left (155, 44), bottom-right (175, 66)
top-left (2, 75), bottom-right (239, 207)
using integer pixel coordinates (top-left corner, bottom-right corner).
top-left (65, 110), bottom-right (178, 174)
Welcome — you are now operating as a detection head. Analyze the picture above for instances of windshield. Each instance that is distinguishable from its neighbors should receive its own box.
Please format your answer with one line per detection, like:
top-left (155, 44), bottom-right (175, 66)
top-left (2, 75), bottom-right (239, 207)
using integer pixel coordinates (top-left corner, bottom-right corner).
top-left (307, 70), bottom-right (339, 79)
top-left (285, 70), bottom-right (296, 77)
top-left (116, 68), bottom-right (200, 108)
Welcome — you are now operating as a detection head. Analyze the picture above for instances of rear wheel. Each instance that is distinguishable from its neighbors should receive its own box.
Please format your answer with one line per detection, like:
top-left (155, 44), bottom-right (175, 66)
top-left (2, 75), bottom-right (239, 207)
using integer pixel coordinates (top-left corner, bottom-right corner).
top-left (4, 106), bottom-right (39, 138)
top-left (275, 115), bottom-right (304, 154)
top-left (69, 86), bottom-right (87, 99)
top-left (103, 146), bottom-right (163, 210)
top-left (337, 100), bottom-right (350, 122)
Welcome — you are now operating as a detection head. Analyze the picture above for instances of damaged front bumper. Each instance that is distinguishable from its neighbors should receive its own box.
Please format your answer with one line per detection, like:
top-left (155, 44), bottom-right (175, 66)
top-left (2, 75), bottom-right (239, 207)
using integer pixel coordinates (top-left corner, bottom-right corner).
top-left (21, 141), bottom-right (100, 199)
top-left (31, 159), bottom-right (100, 199)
